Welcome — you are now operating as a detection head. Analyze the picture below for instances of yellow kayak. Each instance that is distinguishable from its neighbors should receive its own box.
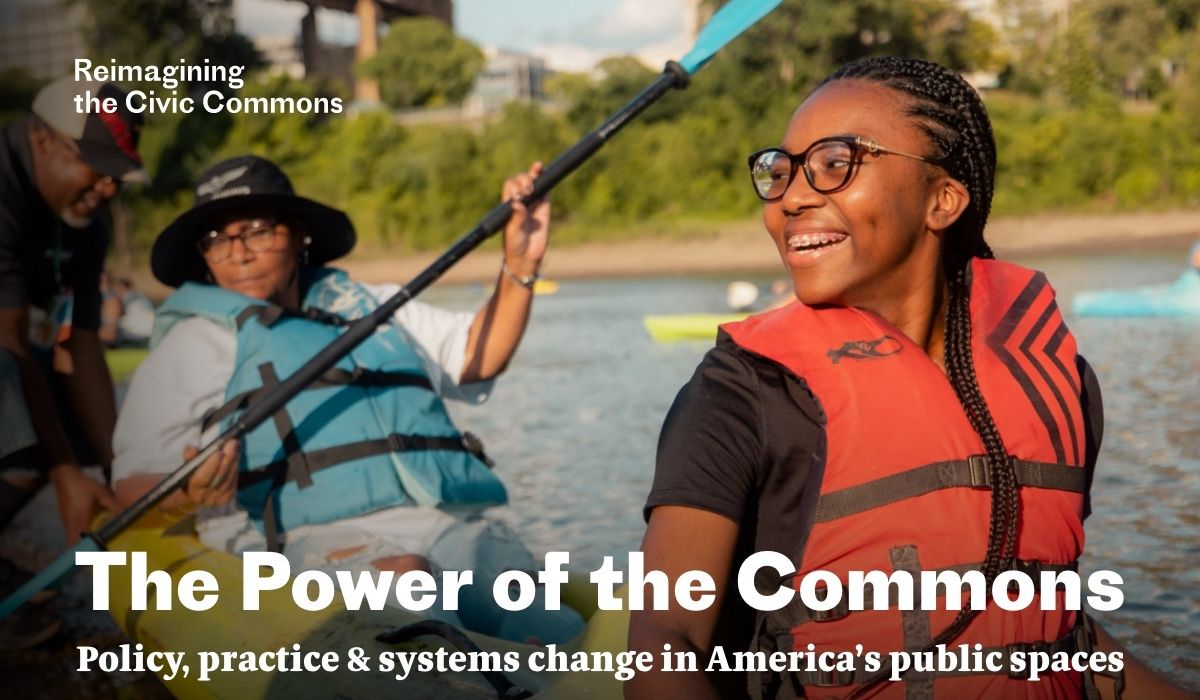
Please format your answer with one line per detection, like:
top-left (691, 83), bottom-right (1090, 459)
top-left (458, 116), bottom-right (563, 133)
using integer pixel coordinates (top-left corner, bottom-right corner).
top-left (103, 515), bottom-right (628, 699)
top-left (105, 347), bottom-right (149, 382)
top-left (642, 313), bottom-right (747, 343)
top-left (486, 279), bottom-right (560, 296)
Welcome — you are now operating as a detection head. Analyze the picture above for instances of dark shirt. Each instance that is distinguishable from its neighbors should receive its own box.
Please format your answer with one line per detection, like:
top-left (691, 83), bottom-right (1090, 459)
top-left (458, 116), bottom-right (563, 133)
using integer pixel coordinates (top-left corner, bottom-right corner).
top-left (645, 332), bottom-right (1104, 676)
top-left (647, 333), bottom-right (1103, 529)
top-left (0, 118), bottom-right (107, 332)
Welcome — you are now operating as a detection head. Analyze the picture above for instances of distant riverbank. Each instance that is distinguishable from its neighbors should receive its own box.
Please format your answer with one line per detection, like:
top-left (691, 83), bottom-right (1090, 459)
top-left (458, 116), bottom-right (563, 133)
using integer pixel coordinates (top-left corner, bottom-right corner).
top-left (130, 208), bottom-right (1200, 297)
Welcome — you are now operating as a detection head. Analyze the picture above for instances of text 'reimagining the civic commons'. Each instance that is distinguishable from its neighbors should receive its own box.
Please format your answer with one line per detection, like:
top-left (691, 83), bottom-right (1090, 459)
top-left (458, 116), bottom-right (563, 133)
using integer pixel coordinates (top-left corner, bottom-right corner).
top-left (73, 59), bottom-right (344, 115)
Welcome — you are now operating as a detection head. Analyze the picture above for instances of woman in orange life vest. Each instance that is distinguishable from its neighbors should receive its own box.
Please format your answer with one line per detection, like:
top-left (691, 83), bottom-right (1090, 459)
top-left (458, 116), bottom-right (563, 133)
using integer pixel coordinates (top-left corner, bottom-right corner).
top-left (627, 57), bottom-right (1193, 700)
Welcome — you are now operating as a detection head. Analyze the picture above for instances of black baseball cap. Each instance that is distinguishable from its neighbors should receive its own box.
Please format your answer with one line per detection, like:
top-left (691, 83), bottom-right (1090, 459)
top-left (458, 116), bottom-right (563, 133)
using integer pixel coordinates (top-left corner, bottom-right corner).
top-left (151, 155), bottom-right (356, 287)
top-left (31, 78), bottom-right (148, 183)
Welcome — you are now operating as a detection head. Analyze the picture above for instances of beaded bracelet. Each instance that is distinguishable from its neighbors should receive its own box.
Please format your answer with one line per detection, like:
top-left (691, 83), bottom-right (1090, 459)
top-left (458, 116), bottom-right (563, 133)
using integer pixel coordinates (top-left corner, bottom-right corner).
top-left (502, 260), bottom-right (540, 290)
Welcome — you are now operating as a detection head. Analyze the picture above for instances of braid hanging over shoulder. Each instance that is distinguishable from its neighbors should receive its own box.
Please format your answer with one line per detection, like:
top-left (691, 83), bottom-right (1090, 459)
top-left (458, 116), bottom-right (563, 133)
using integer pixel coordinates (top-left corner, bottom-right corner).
top-left (824, 57), bottom-right (1018, 696)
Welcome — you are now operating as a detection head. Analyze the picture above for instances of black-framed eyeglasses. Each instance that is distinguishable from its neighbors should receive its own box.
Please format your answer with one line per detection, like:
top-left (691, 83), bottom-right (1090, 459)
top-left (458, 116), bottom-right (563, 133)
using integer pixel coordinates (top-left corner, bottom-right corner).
top-left (196, 218), bottom-right (283, 262)
top-left (747, 136), bottom-right (934, 201)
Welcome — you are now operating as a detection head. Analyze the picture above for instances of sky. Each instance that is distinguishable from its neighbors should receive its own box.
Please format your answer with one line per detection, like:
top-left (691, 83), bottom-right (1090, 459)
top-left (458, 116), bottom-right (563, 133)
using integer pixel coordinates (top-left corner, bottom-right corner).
top-left (234, 0), bottom-right (694, 73)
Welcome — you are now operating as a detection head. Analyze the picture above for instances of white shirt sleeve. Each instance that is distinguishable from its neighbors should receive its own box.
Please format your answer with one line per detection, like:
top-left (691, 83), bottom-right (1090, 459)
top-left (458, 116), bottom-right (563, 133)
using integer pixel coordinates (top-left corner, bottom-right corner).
top-left (361, 282), bottom-right (495, 405)
top-left (111, 317), bottom-right (237, 482)
top-left (112, 282), bottom-right (492, 485)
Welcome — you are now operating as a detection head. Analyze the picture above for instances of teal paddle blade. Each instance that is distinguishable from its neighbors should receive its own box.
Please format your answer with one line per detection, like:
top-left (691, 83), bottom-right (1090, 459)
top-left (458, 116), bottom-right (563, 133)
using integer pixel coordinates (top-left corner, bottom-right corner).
top-left (0, 535), bottom-right (101, 619)
top-left (678, 0), bottom-right (783, 75)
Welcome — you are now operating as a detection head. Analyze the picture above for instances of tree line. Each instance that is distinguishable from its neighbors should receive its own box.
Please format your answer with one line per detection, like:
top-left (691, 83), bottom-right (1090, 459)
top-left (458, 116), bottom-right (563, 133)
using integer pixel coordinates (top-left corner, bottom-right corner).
top-left (3, 0), bottom-right (1198, 256)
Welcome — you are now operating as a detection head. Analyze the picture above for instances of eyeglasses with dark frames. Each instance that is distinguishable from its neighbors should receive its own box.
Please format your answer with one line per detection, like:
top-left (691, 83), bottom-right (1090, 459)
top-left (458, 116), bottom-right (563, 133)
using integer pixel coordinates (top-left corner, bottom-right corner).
top-left (747, 136), bottom-right (934, 201)
top-left (196, 218), bottom-right (284, 263)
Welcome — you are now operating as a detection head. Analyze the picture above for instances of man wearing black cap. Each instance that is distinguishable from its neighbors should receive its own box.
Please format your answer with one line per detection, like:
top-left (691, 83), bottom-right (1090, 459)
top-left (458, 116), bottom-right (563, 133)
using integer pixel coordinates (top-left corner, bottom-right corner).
top-left (0, 78), bottom-right (144, 641)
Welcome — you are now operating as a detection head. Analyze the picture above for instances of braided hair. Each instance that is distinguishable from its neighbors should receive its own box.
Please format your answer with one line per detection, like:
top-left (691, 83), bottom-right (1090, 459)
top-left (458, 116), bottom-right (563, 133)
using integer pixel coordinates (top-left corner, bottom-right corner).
top-left (820, 56), bottom-right (1017, 691)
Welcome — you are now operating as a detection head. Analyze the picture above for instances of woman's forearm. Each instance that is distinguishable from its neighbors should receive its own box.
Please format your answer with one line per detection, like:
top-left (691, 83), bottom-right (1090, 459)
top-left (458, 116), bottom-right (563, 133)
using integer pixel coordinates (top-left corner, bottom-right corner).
top-left (460, 263), bottom-right (535, 383)
top-left (625, 624), bottom-right (719, 700)
top-left (58, 329), bottom-right (117, 467)
top-left (114, 473), bottom-right (192, 512)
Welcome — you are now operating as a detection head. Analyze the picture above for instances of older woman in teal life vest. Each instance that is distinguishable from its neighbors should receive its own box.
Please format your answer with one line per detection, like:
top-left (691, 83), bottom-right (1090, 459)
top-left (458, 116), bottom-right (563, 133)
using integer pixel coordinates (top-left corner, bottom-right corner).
top-left (627, 57), bottom-right (1191, 699)
top-left (112, 155), bottom-right (581, 643)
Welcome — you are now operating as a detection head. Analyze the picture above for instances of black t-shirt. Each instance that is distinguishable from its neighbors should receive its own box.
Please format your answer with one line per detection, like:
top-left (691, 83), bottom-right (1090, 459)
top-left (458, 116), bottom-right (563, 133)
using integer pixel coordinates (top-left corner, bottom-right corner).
top-left (0, 118), bottom-right (108, 333)
top-left (645, 332), bottom-right (1104, 674)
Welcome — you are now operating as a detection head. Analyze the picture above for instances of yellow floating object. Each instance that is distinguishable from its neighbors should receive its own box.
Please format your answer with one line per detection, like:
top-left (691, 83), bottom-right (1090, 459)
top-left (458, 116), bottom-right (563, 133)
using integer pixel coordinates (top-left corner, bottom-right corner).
top-left (105, 347), bottom-right (149, 382)
top-left (102, 515), bottom-right (628, 699)
top-left (642, 313), bottom-right (748, 343)
top-left (486, 279), bottom-right (560, 296)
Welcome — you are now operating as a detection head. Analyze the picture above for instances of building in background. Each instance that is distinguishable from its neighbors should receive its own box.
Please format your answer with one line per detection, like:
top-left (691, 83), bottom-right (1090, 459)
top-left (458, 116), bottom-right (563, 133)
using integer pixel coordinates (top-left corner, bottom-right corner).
top-left (465, 48), bottom-right (551, 114)
top-left (0, 0), bottom-right (454, 103)
top-left (288, 0), bottom-right (453, 103)
top-left (0, 1), bottom-right (87, 80)
top-left (955, 0), bottom-right (1072, 35)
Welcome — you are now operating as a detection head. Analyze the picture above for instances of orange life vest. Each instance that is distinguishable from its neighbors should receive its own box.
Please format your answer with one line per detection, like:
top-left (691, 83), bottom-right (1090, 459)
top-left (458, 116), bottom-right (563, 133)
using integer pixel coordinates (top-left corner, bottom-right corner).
top-left (723, 258), bottom-right (1089, 699)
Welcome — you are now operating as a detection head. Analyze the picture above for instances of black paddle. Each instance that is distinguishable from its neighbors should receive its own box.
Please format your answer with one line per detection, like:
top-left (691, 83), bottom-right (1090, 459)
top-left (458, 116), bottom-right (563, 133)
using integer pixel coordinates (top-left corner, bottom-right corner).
top-left (0, 0), bottom-right (783, 620)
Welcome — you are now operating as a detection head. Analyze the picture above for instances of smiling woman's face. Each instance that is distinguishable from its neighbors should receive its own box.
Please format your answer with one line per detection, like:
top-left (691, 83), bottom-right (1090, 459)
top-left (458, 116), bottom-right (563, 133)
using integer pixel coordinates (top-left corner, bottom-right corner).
top-left (200, 212), bottom-right (303, 306)
top-left (764, 80), bottom-right (950, 309)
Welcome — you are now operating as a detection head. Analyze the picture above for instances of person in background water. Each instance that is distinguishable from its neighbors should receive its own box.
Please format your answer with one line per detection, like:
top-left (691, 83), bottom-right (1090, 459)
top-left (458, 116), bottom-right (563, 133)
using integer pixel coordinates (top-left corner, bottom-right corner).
top-left (0, 78), bottom-right (144, 649)
top-left (98, 272), bottom-right (153, 347)
top-left (111, 155), bottom-right (582, 644)
top-left (628, 56), bottom-right (1192, 699)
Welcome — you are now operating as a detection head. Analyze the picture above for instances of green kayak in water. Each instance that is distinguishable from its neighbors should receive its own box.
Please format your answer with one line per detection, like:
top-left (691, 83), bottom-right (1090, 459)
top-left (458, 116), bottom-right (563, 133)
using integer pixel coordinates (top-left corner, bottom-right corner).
top-left (642, 313), bottom-right (748, 343)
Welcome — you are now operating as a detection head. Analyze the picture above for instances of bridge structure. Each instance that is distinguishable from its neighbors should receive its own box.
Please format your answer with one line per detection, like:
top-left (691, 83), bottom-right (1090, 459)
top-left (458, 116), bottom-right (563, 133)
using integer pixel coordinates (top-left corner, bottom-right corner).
top-left (292, 0), bottom-right (453, 102)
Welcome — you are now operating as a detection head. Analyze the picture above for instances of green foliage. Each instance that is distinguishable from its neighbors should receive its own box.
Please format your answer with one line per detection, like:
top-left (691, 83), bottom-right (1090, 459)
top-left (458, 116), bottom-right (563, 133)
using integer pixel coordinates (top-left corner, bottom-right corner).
top-left (0, 69), bottom-right (44, 112)
top-left (1169, 28), bottom-right (1200, 138)
top-left (989, 91), bottom-right (1200, 213)
top-left (111, 0), bottom-right (1199, 261)
top-left (1002, 0), bottom-right (1197, 102)
top-left (1114, 166), bottom-right (1164, 206)
top-left (73, 0), bottom-right (259, 84)
top-left (563, 57), bottom-right (660, 129)
top-left (0, 68), bottom-right (45, 125)
top-left (358, 18), bottom-right (484, 109)
top-left (71, 0), bottom-right (261, 196)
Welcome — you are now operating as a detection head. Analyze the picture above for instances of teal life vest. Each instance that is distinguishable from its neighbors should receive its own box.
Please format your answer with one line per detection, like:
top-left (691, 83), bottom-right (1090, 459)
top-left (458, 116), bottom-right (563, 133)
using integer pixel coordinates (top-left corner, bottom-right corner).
top-left (152, 268), bottom-right (507, 547)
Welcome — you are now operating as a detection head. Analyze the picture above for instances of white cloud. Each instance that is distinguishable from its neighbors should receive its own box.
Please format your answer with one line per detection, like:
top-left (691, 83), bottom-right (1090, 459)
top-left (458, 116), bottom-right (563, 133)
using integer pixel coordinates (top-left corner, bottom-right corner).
top-left (234, 0), bottom-right (359, 45)
top-left (528, 43), bottom-right (611, 73)
top-left (588, 0), bottom-right (685, 44)
top-left (235, 0), bottom-right (305, 33)
top-left (634, 33), bottom-right (693, 71)
top-left (534, 0), bottom-right (692, 72)
top-left (231, 0), bottom-right (693, 74)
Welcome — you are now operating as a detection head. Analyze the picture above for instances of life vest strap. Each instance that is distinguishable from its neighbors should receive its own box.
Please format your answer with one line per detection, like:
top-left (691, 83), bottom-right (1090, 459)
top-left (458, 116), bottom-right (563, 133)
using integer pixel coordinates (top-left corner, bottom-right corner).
top-left (814, 456), bottom-right (1085, 524)
top-left (237, 431), bottom-right (492, 490)
top-left (258, 363), bottom-right (313, 489)
top-left (201, 367), bottom-right (435, 432)
top-left (235, 303), bottom-right (353, 330)
top-left (794, 630), bottom-right (1078, 687)
top-left (246, 430), bottom-right (491, 554)
top-left (764, 559), bottom-right (1078, 630)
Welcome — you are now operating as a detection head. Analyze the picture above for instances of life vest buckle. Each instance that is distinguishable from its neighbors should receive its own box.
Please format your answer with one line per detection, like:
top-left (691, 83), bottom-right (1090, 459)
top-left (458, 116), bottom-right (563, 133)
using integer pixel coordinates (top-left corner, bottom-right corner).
top-left (1005, 641), bottom-right (1046, 679)
top-left (807, 666), bottom-right (858, 687)
top-left (809, 598), bottom-right (851, 623)
top-left (967, 454), bottom-right (993, 488)
top-left (461, 432), bottom-right (495, 468)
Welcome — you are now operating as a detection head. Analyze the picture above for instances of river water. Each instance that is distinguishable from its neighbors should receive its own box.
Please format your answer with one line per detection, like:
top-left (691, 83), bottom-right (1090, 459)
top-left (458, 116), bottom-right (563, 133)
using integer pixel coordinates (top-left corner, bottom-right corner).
top-left (432, 246), bottom-right (1200, 688)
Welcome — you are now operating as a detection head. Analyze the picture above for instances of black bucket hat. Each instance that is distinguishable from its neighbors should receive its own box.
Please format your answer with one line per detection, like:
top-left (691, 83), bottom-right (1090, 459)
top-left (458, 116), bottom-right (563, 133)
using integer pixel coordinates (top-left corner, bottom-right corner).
top-left (151, 155), bottom-right (355, 287)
